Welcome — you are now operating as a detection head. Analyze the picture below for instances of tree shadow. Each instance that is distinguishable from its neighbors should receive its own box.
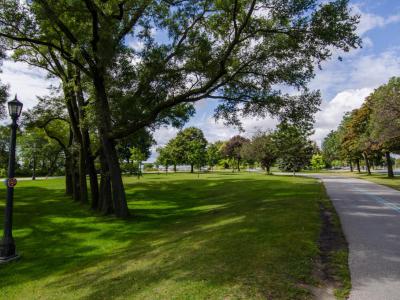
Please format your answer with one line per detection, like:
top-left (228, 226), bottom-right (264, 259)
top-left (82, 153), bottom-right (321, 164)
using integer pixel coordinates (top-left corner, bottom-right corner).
top-left (1, 175), bottom-right (321, 299)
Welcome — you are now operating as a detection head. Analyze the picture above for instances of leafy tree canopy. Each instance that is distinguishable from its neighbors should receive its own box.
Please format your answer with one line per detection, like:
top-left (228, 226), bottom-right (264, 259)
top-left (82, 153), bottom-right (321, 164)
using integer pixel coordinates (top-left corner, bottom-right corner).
top-left (241, 131), bottom-right (277, 174)
top-left (0, 0), bottom-right (361, 136)
top-left (274, 123), bottom-right (313, 173)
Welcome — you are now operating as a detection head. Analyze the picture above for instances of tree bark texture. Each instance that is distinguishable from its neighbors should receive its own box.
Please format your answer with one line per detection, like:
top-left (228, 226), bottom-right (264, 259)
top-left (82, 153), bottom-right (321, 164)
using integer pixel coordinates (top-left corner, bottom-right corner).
top-left (364, 154), bottom-right (371, 175)
top-left (385, 151), bottom-right (394, 178)
top-left (93, 73), bottom-right (129, 218)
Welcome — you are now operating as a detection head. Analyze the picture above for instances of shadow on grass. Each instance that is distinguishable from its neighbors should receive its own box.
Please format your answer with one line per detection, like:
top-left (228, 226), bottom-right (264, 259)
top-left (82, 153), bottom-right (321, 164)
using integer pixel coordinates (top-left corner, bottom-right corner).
top-left (0, 174), bottom-right (321, 299)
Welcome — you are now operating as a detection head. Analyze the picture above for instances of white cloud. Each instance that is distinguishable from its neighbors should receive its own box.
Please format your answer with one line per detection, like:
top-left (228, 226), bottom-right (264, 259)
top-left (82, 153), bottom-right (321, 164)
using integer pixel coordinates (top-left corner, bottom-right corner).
top-left (351, 4), bottom-right (400, 35)
top-left (0, 60), bottom-right (57, 111)
top-left (152, 126), bottom-right (179, 147)
top-left (312, 88), bottom-right (373, 145)
top-left (310, 49), bottom-right (400, 98)
top-left (308, 47), bottom-right (400, 146)
top-left (348, 50), bottom-right (400, 87)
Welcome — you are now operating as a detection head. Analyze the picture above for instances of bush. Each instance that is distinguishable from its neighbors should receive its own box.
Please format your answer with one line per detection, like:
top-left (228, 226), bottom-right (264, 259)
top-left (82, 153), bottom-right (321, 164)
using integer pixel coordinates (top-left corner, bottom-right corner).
top-left (310, 154), bottom-right (325, 170)
top-left (120, 162), bottom-right (140, 175)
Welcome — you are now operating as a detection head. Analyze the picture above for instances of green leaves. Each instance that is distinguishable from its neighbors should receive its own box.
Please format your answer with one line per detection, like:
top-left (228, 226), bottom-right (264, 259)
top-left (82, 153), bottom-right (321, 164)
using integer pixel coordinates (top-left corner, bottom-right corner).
top-left (1, 0), bottom-right (361, 140)
top-left (274, 123), bottom-right (313, 172)
top-left (368, 77), bottom-right (400, 152)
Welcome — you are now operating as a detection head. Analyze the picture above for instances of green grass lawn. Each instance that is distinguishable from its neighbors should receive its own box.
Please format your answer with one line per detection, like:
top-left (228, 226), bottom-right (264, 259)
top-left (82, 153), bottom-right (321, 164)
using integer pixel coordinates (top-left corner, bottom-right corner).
top-left (0, 172), bottom-right (340, 299)
top-left (352, 173), bottom-right (400, 191)
top-left (311, 170), bottom-right (400, 191)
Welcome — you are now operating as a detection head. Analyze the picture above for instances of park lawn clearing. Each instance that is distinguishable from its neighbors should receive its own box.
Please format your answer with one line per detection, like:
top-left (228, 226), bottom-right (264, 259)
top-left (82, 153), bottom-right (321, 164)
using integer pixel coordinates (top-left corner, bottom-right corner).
top-left (0, 172), bottom-right (343, 299)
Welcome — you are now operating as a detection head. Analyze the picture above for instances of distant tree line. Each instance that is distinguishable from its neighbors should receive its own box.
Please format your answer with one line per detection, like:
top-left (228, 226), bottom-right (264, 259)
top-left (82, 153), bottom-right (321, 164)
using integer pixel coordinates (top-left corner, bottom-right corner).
top-left (322, 77), bottom-right (400, 178)
top-left (156, 124), bottom-right (317, 175)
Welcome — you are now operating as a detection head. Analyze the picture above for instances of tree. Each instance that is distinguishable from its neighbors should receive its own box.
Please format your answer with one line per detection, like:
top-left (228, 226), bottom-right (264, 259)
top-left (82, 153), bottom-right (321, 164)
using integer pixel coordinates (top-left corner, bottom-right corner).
top-left (164, 139), bottom-right (184, 172)
top-left (222, 135), bottom-right (250, 172)
top-left (368, 77), bottom-right (400, 178)
top-left (18, 128), bottom-right (63, 179)
top-left (187, 140), bottom-right (207, 176)
top-left (0, 52), bottom-right (9, 175)
top-left (206, 141), bottom-right (223, 171)
top-left (118, 129), bottom-right (154, 165)
top-left (0, 0), bottom-right (361, 217)
top-left (310, 154), bottom-right (325, 171)
top-left (171, 127), bottom-right (207, 173)
top-left (322, 130), bottom-right (341, 168)
top-left (156, 147), bottom-right (173, 174)
top-left (334, 112), bottom-right (362, 172)
top-left (22, 96), bottom-right (90, 202)
top-left (0, 126), bottom-right (10, 171)
top-left (274, 123), bottom-right (313, 174)
top-left (341, 104), bottom-right (381, 176)
top-left (0, 49), bottom-right (8, 118)
top-left (130, 146), bottom-right (146, 179)
top-left (241, 131), bottom-right (277, 174)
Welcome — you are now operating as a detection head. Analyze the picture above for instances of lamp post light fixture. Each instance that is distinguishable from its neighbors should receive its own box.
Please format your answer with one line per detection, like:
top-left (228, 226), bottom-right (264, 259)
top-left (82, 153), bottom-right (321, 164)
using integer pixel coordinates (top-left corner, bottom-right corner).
top-left (0, 95), bottom-right (23, 263)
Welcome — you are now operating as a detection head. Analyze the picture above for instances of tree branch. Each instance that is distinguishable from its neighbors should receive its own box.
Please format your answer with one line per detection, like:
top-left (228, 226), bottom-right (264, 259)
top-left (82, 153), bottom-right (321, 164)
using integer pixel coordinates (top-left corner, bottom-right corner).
top-left (117, 0), bottom-right (152, 42)
top-left (35, 0), bottom-right (96, 71)
top-left (83, 0), bottom-right (100, 54)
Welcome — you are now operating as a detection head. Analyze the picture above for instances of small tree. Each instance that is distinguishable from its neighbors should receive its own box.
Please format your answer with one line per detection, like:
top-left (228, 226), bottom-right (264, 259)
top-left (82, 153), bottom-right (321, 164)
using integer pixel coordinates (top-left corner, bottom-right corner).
top-left (274, 124), bottom-right (313, 175)
top-left (206, 141), bottom-right (223, 171)
top-left (241, 132), bottom-right (278, 174)
top-left (222, 136), bottom-right (250, 172)
top-left (322, 130), bottom-right (341, 168)
top-left (188, 140), bottom-right (207, 177)
top-left (172, 127), bottom-right (207, 173)
top-left (156, 147), bottom-right (173, 175)
top-left (130, 147), bottom-right (146, 179)
top-left (18, 128), bottom-right (62, 179)
top-left (310, 154), bottom-right (325, 171)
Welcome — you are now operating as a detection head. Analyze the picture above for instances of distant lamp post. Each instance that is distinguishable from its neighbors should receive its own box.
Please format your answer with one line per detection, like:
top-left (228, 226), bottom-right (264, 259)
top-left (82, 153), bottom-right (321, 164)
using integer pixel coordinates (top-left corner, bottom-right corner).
top-left (0, 95), bottom-right (23, 263)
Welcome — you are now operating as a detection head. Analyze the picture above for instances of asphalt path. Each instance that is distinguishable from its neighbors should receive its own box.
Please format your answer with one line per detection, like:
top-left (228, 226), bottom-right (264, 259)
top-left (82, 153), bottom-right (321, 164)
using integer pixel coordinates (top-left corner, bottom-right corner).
top-left (314, 175), bottom-right (400, 300)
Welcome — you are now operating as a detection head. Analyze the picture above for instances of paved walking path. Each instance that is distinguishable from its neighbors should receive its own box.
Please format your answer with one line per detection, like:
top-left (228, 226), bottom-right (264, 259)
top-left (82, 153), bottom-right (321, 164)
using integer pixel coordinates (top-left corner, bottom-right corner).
top-left (315, 175), bottom-right (400, 300)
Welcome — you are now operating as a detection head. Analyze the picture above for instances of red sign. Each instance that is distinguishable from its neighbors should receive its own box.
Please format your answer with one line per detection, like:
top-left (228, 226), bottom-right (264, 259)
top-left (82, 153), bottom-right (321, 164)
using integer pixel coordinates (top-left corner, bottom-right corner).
top-left (7, 178), bottom-right (17, 188)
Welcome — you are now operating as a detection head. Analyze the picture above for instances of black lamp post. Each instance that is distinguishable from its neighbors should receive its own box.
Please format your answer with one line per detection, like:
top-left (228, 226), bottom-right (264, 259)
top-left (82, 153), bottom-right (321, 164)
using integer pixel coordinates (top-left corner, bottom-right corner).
top-left (0, 95), bottom-right (23, 263)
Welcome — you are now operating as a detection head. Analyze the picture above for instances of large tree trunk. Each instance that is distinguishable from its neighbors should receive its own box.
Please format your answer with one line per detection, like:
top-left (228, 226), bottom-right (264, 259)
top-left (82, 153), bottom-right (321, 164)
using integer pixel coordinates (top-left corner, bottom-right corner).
top-left (82, 128), bottom-right (99, 210)
top-left (356, 159), bottom-right (361, 173)
top-left (385, 151), bottom-right (394, 178)
top-left (75, 72), bottom-right (100, 209)
top-left (93, 73), bottom-right (129, 218)
top-left (78, 147), bottom-right (88, 203)
top-left (349, 160), bottom-right (353, 172)
top-left (64, 82), bottom-right (88, 204)
top-left (98, 151), bottom-right (113, 215)
top-left (266, 165), bottom-right (270, 175)
top-left (364, 154), bottom-right (371, 175)
top-left (46, 153), bottom-right (60, 177)
top-left (87, 153), bottom-right (99, 210)
top-left (65, 153), bottom-right (73, 196)
top-left (32, 154), bottom-right (36, 180)
top-left (190, 164), bottom-right (194, 173)
top-left (101, 123), bottom-right (129, 217)
top-left (72, 158), bottom-right (80, 202)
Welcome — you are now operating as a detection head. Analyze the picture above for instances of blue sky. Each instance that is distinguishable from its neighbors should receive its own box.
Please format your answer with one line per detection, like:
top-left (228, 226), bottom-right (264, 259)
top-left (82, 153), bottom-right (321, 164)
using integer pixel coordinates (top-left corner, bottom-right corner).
top-left (1, 1), bottom-right (400, 161)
